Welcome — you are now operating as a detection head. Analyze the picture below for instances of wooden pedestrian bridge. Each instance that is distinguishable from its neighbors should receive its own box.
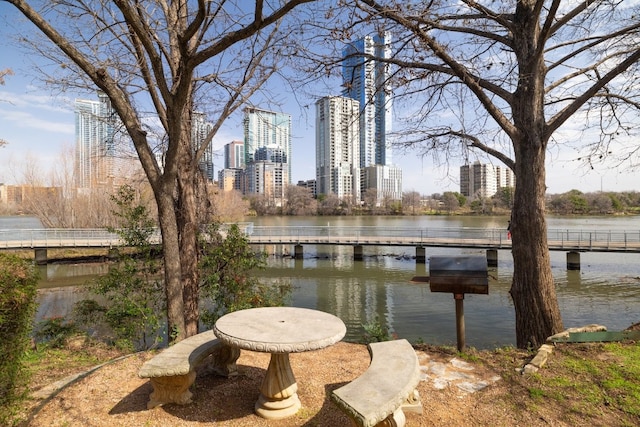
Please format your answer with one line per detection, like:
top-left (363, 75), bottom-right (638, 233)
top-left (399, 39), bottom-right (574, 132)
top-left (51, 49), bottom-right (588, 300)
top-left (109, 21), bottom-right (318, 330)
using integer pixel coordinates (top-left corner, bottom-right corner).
top-left (2, 225), bottom-right (639, 268)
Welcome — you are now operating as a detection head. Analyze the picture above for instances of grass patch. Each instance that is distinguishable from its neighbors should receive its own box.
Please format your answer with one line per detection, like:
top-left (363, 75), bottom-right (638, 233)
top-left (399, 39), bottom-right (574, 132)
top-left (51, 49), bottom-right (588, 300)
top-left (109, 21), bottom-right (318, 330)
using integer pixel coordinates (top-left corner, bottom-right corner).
top-left (24, 335), bottom-right (125, 391)
top-left (529, 342), bottom-right (640, 419)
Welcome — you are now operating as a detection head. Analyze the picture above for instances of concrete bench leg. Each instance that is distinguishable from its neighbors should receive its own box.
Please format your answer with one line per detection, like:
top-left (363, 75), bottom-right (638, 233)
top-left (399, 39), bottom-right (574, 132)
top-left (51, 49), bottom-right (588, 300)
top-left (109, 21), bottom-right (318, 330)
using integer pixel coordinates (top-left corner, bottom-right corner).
top-left (148, 371), bottom-right (196, 409)
top-left (208, 344), bottom-right (241, 377)
top-left (347, 408), bottom-right (405, 427)
top-left (146, 344), bottom-right (240, 409)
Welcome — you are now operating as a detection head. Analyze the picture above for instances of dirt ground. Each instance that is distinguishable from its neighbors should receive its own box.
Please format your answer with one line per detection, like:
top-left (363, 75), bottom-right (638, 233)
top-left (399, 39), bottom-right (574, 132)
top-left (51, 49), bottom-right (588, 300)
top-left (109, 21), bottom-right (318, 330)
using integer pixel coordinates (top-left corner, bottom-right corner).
top-left (21, 329), bottom-right (640, 427)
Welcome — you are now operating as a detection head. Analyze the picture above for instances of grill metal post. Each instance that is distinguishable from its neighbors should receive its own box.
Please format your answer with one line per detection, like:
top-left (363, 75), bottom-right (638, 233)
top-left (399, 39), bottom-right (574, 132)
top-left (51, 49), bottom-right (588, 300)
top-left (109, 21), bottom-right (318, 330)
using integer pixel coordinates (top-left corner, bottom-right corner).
top-left (428, 255), bottom-right (488, 352)
top-left (454, 293), bottom-right (465, 351)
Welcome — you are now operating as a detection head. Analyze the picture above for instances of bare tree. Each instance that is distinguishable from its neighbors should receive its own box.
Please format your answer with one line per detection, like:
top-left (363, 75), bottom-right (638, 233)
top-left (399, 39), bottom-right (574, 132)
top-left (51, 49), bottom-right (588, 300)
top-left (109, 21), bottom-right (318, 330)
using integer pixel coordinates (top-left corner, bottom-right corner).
top-left (4, 0), bottom-right (314, 341)
top-left (208, 187), bottom-right (250, 222)
top-left (283, 184), bottom-right (317, 215)
top-left (402, 191), bottom-right (421, 215)
top-left (333, 0), bottom-right (640, 347)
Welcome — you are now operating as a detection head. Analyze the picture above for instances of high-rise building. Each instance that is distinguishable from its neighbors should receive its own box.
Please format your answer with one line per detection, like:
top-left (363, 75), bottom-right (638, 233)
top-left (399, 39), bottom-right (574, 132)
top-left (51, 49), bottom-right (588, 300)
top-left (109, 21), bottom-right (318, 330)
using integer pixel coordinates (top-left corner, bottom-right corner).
top-left (74, 93), bottom-right (116, 188)
top-left (75, 93), bottom-right (139, 189)
top-left (224, 140), bottom-right (245, 169)
top-left (297, 179), bottom-right (317, 198)
top-left (218, 168), bottom-right (245, 192)
top-left (460, 161), bottom-right (515, 198)
top-left (243, 107), bottom-right (292, 186)
top-left (192, 112), bottom-right (215, 181)
top-left (315, 96), bottom-right (361, 200)
top-left (362, 165), bottom-right (403, 203)
top-left (342, 33), bottom-right (393, 168)
top-left (245, 146), bottom-right (289, 204)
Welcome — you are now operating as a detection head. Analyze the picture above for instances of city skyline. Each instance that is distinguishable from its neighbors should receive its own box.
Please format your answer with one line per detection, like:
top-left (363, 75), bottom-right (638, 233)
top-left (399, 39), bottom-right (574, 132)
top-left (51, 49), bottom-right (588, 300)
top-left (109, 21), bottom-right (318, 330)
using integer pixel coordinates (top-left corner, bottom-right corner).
top-left (1, 21), bottom-right (638, 195)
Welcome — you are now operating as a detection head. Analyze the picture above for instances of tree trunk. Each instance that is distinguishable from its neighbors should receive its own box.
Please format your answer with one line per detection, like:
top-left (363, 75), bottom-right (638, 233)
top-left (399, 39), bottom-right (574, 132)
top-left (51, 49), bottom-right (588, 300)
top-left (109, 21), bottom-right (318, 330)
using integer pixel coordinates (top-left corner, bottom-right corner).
top-left (176, 133), bottom-right (201, 337)
top-left (155, 185), bottom-right (186, 342)
top-left (507, 0), bottom-right (564, 348)
top-left (510, 140), bottom-right (564, 348)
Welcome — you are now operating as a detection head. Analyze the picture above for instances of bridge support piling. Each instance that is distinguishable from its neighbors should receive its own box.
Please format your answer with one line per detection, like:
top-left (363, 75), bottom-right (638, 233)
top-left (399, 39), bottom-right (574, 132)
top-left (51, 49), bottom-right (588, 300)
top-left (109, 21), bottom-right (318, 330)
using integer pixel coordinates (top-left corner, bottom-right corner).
top-left (486, 249), bottom-right (498, 267)
top-left (416, 246), bottom-right (426, 263)
top-left (354, 245), bottom-right (363, 261)
top-left (567, 251), bottom-right (581, 270)
top-left (34, 248), bottom-right (48, 265)
top-left (294, 244), bottom-right (304, 260)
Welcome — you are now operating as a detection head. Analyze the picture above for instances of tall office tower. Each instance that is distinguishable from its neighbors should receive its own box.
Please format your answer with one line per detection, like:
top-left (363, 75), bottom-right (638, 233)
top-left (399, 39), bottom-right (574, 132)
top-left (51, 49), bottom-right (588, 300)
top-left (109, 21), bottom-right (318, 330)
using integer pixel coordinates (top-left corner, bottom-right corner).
top-left (224, 140), bottom-right (245, 169)
top-left (74, 92), bottom-right (116, 189)
top-left (243, 107), bottom-right (292, 187)
top-left (460, 161), bottom-right (516, 198)
top-left (342, 33), bottom-right (393, 168)
top-left (192, 112), bottom-right (215, 181)
top-left (315, 96), bottom-right (361, 200)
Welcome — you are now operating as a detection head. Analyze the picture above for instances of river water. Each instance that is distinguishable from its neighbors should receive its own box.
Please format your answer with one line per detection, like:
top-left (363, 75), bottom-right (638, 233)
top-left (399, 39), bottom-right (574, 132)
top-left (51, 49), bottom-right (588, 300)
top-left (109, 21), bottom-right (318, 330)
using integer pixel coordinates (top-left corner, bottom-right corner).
top-left (3, 215), bottom-right (639, 349)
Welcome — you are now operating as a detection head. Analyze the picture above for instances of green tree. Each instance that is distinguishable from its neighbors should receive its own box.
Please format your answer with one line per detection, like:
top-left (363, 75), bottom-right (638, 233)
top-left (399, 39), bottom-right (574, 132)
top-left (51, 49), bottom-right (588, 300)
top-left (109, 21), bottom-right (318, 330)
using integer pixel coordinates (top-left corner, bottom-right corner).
top-left (198, 224), bottom-right (290, 327)
top-left (75, 185), bottom-right (163, 351)
top-left (5, 0), bottom-right (314, 341)
top-left (442, 192), bottom-right (460, 213)
top-left (493, 187), bottom-right (514, 210)
top-left (566, 190), bottom-right (588, 214)
top-left (0, 253), bottom-right (38, 425)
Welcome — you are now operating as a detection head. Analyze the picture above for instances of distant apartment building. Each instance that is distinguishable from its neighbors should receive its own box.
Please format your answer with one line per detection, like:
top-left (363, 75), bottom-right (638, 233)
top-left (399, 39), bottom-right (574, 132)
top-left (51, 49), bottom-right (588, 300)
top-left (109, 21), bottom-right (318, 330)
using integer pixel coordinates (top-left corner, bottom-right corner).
top-left (362, 165), bottom-right (403, 203)
top-left (297, 179), bottom-right (317, 197)
top-left (460, 161), bottom-right (515, 198)
top-left (75, 92), bottom-right (137, 189)
top-left (243, 107), bottom-right (292, 187)
top-left (217, 168), bottom-right (245, 192)
top-left (224, 140), bottom-right (245, 169)
top-left (217, 140), bottom-right (246, 193)
top-left (0, 183), bottom-right (62, 211)
top-left (315, 96), bottom-right (361, 200)
top-left (245, 146), bottom-right (289, 204)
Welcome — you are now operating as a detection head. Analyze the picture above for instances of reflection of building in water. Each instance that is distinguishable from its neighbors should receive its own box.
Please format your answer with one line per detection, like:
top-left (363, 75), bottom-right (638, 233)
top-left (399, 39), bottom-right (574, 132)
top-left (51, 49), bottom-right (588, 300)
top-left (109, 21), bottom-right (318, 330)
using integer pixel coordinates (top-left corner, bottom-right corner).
top-left (313, 263), bottom-right (395, 340)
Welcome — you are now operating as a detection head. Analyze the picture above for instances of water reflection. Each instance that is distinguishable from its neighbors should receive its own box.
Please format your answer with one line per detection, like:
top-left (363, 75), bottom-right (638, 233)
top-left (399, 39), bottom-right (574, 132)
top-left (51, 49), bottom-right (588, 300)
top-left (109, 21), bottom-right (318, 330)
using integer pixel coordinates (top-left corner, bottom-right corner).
top-left (31, 215), bottom-right (640, 349)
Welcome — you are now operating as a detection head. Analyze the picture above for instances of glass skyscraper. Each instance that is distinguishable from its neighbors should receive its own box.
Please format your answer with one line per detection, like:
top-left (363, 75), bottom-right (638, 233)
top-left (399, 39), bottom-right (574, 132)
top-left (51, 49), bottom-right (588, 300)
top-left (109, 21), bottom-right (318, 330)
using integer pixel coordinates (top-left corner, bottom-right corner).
top-left (342, 33), bottom-right (393, 168)
top-left (243, 107), bottom-right (292, 189)
top-left (192, 112), bottom-right (215, 181)
top-left (74, 92), bottom-right (115, 189)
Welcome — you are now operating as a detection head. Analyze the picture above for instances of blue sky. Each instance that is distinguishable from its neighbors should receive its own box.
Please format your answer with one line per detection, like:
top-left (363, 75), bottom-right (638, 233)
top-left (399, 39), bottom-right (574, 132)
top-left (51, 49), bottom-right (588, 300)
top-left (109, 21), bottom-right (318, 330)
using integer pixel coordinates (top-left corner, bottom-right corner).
top-left (1, 7), bottom-right (638, 196)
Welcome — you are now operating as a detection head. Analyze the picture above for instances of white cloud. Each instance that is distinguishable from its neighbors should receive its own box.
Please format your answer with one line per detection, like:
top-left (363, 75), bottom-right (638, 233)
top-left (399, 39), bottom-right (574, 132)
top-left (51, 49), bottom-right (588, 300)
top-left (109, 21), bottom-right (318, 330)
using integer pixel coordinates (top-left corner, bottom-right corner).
top-left (0, 108), bottom-right (74, 134)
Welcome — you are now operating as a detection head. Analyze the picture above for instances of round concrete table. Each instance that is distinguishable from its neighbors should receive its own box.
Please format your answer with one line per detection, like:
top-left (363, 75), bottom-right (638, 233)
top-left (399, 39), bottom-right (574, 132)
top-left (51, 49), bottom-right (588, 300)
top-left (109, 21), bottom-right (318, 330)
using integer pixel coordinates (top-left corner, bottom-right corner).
top-left (213, 307), bottom-right (346, 419)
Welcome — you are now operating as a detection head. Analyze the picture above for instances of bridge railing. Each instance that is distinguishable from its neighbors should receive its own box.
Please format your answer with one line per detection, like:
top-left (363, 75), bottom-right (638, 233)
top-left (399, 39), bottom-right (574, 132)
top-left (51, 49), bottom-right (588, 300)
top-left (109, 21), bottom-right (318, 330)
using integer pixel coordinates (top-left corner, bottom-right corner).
top-left (1, 226), bottom-right (639, 250)
top-left (547, 229), bottom-right (640, 250)
top-left (249, 226), bottom-right (508, 242)
top-left (0, 228), bottom-right (122, 248)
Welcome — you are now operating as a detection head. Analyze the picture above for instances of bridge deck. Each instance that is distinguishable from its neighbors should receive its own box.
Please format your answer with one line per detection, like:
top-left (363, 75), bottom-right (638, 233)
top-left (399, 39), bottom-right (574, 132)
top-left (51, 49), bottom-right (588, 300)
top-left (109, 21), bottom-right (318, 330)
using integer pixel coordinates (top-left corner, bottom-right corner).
top-left (1, 226), bottom-right (639, 253)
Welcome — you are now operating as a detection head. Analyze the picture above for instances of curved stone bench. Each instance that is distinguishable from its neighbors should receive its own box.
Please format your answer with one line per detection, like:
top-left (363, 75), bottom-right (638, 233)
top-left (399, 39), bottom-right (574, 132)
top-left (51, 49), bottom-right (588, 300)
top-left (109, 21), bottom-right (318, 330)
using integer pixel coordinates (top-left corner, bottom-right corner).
top-left (138, 330), bottom-right (240, 409)
top-left (331, 339), bottom-right (422, 427)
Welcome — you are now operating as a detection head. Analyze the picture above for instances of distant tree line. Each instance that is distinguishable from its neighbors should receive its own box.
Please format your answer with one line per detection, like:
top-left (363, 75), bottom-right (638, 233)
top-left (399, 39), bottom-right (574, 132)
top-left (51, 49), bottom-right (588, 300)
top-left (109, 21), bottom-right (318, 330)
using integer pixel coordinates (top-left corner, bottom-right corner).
top-left (546, 190), bottom-right (640, 215)
top-left (248, 186), bottom-right (640, 217)
top-left (4, 178), bottom-right (638, 224)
